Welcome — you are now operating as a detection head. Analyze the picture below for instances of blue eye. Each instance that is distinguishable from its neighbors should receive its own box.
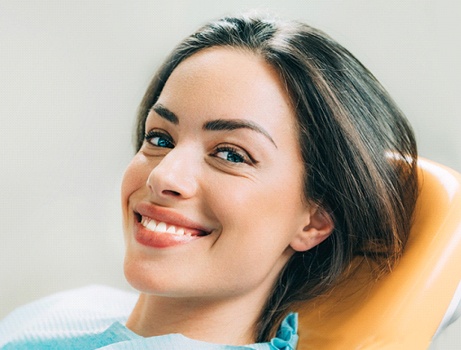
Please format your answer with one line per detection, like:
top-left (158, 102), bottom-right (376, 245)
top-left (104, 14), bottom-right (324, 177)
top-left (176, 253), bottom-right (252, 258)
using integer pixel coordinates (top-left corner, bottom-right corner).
top-left (144, 131), bottom-right (174, 148)
top-left (215, 146), bottom-right (247, 164)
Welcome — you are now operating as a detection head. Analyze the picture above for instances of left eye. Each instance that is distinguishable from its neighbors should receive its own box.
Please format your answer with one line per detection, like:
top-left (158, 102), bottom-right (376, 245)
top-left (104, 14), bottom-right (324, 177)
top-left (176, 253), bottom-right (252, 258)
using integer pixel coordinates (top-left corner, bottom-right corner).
top-left (214, 147), bottom-right (247, 164)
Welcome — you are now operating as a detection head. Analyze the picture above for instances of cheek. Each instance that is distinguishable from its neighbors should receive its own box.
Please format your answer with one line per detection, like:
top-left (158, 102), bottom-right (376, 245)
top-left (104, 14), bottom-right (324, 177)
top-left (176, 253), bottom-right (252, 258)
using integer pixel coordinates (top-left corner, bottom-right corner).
top-left (223, 168), bottom-right (304, 223)
top-left (220, 181), bottom-right (303, 286)
top-left (121, 155), bottom-right (149, 213)
top-left (209, 171), bottom-right (305, 250)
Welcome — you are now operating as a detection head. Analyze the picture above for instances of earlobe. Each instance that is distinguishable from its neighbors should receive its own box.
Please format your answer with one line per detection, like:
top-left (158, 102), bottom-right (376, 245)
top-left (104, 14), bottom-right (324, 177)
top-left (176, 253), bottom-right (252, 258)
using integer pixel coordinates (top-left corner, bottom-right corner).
top-left (290, 205), bottom-right (334, 252)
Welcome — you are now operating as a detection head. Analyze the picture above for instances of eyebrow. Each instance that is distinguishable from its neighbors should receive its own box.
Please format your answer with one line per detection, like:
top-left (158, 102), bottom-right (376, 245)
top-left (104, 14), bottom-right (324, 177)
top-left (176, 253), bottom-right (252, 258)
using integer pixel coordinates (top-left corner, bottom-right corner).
top-left (203, 119), bottom-right (277, 148)
top-left (151, 104), bottom-right (179, 124)
top-left (151, 103), bottom-right (277, 148)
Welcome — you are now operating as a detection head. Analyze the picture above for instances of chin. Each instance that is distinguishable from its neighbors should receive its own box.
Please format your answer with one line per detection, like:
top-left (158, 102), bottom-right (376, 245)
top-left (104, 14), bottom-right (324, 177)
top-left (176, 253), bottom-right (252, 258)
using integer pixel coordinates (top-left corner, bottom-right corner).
top-left (123, 253), bottom-right (187, 297)
top-left (123, 251), bottom-right (158, 293)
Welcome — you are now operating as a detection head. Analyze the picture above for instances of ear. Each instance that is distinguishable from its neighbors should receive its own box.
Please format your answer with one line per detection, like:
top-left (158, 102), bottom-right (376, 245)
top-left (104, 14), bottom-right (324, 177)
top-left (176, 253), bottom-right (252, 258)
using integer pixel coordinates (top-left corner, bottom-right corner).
top-left (290, 204), bottom-right (334, 252)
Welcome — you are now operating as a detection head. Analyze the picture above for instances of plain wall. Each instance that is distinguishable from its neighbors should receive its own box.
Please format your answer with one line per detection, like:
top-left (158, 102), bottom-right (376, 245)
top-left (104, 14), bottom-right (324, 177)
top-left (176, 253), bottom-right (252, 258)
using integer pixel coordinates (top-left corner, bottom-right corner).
top-left (1, 0), bottom-right (460, 348)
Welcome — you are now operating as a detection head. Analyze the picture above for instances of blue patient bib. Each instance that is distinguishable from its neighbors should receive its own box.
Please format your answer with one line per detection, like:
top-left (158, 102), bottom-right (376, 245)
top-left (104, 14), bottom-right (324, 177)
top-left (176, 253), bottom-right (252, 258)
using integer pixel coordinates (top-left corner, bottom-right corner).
top-left (0, 285), bottom-right (298, 349)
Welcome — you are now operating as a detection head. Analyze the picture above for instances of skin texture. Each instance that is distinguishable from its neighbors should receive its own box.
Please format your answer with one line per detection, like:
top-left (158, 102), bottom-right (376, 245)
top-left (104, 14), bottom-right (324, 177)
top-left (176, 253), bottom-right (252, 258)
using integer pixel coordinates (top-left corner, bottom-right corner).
top-left (121, 47), bottom-right (332, 345)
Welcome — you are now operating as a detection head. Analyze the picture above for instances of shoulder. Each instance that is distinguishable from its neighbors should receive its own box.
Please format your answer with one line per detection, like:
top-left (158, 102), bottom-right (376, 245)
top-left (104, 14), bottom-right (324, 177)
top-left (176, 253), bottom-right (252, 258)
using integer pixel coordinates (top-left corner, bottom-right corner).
top-left (0, 285), bottom-right (138, 346)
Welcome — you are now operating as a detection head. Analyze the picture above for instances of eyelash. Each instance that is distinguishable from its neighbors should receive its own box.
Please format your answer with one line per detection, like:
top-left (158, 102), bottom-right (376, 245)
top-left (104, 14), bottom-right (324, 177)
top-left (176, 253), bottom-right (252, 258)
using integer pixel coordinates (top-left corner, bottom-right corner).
top-left (213, 146), bottom-right (252, 165)
top-left (144, 130), bottom-right (255, 165)
top-left (144, 130), bottom-right (174, 148)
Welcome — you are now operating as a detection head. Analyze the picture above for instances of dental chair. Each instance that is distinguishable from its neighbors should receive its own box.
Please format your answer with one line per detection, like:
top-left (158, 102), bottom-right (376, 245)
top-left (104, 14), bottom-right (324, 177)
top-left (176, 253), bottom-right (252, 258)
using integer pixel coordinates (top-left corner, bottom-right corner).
top-left (295, 158), bottom-right (461, 349)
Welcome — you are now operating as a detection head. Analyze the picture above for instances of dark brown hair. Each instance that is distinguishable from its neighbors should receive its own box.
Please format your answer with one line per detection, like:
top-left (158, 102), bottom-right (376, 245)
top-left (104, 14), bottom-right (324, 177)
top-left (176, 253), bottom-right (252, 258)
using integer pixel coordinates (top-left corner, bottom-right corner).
top-left (134, 14), bottom-right (418, 342)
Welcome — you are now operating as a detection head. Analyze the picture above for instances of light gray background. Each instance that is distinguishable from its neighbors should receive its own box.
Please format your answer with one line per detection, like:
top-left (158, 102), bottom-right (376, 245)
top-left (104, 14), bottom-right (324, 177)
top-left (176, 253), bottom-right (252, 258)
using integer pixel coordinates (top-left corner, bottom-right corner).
top-left (1, 0), bottom-right (460, 348)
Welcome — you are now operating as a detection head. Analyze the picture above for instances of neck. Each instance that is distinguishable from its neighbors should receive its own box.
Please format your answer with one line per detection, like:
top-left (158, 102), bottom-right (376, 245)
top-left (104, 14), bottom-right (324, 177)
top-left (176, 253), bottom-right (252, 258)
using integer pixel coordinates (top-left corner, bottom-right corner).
top-left (125, 293), bottom-right (265, 345)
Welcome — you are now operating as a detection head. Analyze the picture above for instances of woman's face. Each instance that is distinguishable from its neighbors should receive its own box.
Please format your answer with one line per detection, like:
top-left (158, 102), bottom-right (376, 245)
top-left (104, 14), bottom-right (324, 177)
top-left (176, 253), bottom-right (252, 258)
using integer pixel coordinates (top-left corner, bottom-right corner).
top-left (122, 47), bottom-right (321, 302)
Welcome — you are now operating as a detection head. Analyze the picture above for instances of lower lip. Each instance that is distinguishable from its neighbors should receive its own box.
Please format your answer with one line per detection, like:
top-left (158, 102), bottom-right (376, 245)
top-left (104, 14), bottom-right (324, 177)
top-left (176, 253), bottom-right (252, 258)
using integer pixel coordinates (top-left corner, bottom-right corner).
top-left (134, 221), bottom-right (202, 248)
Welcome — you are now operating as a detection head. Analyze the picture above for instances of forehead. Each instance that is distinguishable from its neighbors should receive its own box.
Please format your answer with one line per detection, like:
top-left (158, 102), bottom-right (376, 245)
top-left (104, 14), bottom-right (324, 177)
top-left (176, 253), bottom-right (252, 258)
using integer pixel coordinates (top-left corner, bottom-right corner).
top-left (157, 47), bottom-right (297, 136)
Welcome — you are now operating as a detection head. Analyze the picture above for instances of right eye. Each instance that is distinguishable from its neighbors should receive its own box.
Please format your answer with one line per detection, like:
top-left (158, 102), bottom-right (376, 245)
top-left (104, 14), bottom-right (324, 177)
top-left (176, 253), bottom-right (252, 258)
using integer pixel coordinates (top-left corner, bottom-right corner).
top-left (144, 130), bottom-right (175, 149)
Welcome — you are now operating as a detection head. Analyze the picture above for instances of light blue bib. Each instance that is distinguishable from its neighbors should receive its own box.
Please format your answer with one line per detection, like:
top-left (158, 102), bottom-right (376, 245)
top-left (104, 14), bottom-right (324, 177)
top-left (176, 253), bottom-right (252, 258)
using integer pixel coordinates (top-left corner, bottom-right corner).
top-left (0, 286), bottom-right (298, 349)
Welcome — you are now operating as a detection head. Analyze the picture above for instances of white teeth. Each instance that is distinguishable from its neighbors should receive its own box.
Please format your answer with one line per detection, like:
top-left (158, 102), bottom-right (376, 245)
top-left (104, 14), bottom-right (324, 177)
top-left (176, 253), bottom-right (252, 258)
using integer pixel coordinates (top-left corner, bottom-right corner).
top-left (156, 222), bottom-right (167, 233)
top-left (146, 220), bottom-right (157, 232)
top-left (166, 226), bottom-right (176, 234)
top-left (141, 216), bottom-right (193, 236)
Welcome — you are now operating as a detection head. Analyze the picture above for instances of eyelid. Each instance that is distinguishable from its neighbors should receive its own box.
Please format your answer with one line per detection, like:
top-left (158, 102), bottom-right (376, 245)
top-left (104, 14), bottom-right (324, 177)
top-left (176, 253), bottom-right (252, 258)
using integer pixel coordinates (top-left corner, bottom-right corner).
top-left (144, 129), bottom-right (171, 139)
top-left (213, 144), bottom-right (258, 165)
top-left (144, 129), bottom-right (175, 148)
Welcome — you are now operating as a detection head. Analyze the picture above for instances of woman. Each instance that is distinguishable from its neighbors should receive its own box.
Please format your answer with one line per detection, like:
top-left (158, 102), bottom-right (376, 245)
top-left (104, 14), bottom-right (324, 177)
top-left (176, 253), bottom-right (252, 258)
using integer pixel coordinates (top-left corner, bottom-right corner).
top-left (0, 13), bottom-right (418, 349)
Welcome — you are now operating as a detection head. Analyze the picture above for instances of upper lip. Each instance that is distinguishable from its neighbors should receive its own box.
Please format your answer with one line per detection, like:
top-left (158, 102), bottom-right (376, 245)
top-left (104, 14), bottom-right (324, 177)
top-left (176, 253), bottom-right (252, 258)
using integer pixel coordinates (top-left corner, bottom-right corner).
top-left (134, 202), bottom-right (213, 235)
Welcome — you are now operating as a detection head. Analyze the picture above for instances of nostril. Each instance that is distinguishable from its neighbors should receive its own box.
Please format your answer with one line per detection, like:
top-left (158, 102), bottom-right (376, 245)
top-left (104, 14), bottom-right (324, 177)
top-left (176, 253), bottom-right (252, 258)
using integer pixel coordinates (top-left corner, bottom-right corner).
top-left (162, 190), bottom-right (181, 196)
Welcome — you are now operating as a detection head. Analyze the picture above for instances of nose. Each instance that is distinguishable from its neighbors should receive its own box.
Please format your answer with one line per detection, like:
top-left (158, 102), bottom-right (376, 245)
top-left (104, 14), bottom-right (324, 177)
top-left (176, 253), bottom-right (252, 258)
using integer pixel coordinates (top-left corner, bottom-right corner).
top-left (146, 145), bottom-right (199, 200)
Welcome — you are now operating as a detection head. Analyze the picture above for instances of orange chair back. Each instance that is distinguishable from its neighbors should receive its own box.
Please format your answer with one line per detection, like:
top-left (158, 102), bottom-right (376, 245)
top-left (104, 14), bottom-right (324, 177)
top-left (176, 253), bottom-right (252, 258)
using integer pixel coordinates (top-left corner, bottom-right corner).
top-left (295, 158), bottom-right (461, 349)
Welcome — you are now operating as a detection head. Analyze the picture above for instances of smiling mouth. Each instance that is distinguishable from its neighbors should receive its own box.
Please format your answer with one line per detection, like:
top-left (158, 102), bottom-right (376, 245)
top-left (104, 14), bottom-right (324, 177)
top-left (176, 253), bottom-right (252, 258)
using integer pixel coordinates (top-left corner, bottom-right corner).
top-left (135, 213), bottom-right (210, 237)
